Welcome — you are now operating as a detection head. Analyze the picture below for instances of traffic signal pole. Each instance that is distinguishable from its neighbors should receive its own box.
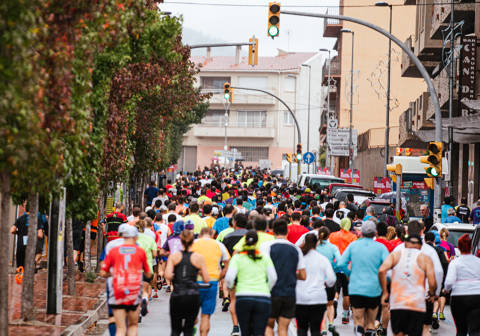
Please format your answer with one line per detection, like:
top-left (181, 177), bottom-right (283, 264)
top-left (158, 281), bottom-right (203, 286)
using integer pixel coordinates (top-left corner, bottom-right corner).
top-left (280, 9), bottom-right (443, 211)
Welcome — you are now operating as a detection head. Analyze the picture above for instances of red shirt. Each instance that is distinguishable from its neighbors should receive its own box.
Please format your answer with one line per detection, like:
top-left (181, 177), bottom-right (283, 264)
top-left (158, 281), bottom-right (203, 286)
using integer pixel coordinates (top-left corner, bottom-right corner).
top-left (389, 238), bottom-right (403, 250)
top-left (102, 243), bottom-right (150, 306)
top-left (376, 237), bottom-right (394, 252)
top-left (287, 224), bottom-right (309, 244)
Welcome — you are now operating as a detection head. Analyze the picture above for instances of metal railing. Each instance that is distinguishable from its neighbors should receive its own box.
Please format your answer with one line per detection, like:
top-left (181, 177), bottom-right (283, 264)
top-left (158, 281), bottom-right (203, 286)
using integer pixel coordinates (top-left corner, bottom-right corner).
top-left (200, 119), bottom-right (270, 128)
top-left (325, 7), bottom-right (340, 25)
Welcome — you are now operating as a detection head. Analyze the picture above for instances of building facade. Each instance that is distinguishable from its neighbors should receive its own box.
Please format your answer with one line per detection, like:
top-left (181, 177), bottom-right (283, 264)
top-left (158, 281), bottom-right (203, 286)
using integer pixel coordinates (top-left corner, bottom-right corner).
top-left (321, 0), bottom-right (426, 188)
top-left (180, 50), bottom-right (323, 172)
top-left (398, 0), bottom-right (480, 204)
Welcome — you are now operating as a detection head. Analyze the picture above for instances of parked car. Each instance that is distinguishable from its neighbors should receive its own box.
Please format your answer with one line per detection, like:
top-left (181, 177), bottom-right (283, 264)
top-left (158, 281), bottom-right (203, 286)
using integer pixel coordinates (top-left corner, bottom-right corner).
top-left (271, 169), bottom-right (284, 177)
top-left (297, 174), bottom-right (344, 189)
top-left (430, 223), bottom-right (478, 256)
top-left (361, 199), bottom-right (392, 216)
top-left (328, 183), bottom-right (363, 196)
top-left (333, 188), bottom-right (376, 205)
top-left (472, 225), bottom-right (480, 257)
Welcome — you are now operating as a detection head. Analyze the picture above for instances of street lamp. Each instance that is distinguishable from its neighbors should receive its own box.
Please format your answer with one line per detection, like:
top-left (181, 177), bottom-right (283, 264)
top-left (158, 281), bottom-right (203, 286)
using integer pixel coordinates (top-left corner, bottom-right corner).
top-left (319, 48), bottom-right (333, 173)
top-left (340, 28), bottom-right (355, 174)
top-left (301, 64), bottom-right (312, 172)
top-left (375, 1), bottom-right (393, 177)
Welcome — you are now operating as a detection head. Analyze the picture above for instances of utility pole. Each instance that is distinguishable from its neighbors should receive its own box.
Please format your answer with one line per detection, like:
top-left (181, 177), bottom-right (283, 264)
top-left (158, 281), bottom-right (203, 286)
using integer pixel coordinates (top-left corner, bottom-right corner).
top-left (448, 0), bottom-right (455, 195)
top-left (301, 64), bottom-right (312, 173)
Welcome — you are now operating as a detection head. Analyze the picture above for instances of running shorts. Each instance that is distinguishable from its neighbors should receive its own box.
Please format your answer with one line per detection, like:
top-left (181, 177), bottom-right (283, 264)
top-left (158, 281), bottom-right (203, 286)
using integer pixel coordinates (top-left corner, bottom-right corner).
top-left (270, 296), bottom-right (296, 319)
top-left (350, 295), bottom-right (381, 310)
top-left (335, 273), bottom-right (349, 296)
top-left (143, 273), bottom-right (153, 283)
top-left (391, 309), bottom-right (424, 335)
top-left (109, 304), bottom-right (139, 312)
top-left (326, 286), bottom-right (336, 302)
top-left (198, 281), bottom-right (218, 315)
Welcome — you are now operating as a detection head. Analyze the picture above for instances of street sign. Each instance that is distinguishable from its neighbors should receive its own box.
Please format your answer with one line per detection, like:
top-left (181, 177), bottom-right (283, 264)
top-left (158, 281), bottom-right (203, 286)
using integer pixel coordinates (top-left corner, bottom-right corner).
top-left (327, 128), bottom-right (358, 145)
top-left (329, 144), bottom-right (358, 157)
top-left (327, 118), bottom-right (338, 128)
top-left (303, 152), bottom-right (315, 164)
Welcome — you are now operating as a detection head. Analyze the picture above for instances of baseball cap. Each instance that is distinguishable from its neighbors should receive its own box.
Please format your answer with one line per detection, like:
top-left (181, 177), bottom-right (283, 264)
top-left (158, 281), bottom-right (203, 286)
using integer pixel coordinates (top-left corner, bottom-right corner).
top-left (340, 218), bottom-right (351, 231)
top-left (361, 220), bottom-right (377, 235)
top-left (159, 205), bottom-right (167, 211)
top-left (211, 207), bottom-right (219, 216)
top-left (184, 219), bottom-right (194, 231)
top-left (118, 223), bottom-right (129, 236)
top-left (122, 225), bottom-right (138, 238)
top-left (172, 221), bottom-right (184, 234)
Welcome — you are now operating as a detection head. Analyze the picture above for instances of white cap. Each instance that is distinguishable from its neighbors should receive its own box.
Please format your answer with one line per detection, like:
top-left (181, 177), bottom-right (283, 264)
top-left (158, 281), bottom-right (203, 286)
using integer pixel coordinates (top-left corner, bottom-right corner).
top-left (122, 225), bottom-right (138, 238)
top-left (118, 223), bottom-right (129, 236)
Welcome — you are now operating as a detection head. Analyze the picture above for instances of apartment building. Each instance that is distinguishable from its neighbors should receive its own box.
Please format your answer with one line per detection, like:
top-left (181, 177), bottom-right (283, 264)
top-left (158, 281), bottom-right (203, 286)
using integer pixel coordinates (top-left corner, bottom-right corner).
top-left (180, 50), bottom-right (323, 172)
top-left (399, 0), bottom-right (480, 203)
top-left (321, 0), bottom-right (425, 187)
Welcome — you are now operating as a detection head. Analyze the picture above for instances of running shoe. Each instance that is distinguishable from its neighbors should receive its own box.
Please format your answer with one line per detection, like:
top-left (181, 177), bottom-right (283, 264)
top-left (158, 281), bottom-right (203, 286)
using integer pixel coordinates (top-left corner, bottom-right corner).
top-left (342, 313), bottom-right (349, 325)
top-left (166, 285), bottom-right (172, 293)
top-left (153, 291), bottom-right (158, 299)
top-left (140, 298), bottom-right (148, 316)
top-left (231, 325), bottom-right (240, 336)
top-left (321, 331), bottom-right (327, 336)
top-left (376, 325), bottom-right (387, 336)
top-left (432, 317), bottom-right (440, 330)
top-left (222, 298), bottom-right (230, 312)
top-left (439, 312), bottom-right (445, 320)
top-left (432, 313), bottom-right (437, 320)
top-left (328, 324), bottom-right (340, 336)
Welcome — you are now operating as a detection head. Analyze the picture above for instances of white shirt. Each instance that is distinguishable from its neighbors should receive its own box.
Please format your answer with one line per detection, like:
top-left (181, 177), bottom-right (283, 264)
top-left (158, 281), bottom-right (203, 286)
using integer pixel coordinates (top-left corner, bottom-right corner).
top-left (144, 228), bottom-right (156, 241)
top-left (333, 208), bottom-right (350, 224)
top-left (444, 254), bottom-right (480, 296)
top-left (296, 250), bottom-right (336, 305)
top-left (155, 222), bottom-right (170, 248)
top-left (393, 242), bottom-right (444, 296)
top-left (295, 230), bottom-right (319, 247)
top-left (163, 211), bottom-right (181, 223)
top-left (151, 195), bottom-right (168, 207)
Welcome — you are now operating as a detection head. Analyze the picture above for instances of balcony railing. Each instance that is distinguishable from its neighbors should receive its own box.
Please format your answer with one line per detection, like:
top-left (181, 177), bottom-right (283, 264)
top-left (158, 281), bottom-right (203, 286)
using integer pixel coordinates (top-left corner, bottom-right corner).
top-left (201, 120), bottom-right (269, 128)
top-left (430, 0), bottom-right (475, 39)
top-left (323, 8), bottom-right (342, 38)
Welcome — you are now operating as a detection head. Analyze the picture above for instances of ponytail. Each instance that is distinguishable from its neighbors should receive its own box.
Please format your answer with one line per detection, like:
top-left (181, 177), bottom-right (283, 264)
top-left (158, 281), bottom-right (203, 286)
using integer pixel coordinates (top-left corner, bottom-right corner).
top-left (317, 226), bottom-right (330, 245)
top-left (301, 233), bottom-right (318, 255)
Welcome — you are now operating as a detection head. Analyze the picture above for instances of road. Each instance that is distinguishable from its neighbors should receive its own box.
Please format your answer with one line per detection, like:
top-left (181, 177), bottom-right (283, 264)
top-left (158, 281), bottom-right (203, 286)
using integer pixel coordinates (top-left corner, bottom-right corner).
top-left (110, 290), bottom-right (457, 335)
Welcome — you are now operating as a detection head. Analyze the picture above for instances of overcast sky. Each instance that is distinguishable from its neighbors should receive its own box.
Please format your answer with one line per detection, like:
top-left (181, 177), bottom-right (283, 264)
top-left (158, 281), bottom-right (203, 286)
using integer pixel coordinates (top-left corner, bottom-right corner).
top-left (160, 0), bottom-right (339, 57)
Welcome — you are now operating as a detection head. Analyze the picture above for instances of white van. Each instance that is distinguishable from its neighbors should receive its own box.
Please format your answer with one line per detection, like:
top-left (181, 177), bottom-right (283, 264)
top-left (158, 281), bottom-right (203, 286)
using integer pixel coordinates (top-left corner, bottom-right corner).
top-left (297, 174), bottom-right (344, 189)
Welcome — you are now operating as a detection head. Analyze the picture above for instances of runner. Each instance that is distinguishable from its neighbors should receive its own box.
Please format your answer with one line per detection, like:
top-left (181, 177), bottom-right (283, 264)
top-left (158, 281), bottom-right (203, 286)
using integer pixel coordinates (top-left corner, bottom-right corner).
top-left (260, 218), bottom-right (306, 336)
top-left (338, 221), bottom-right (389, 336)
top-left (192, 227), bottom-right (230, 336)
top-left (225, 230), bottom-right (277, 336)
top-left (212, 204), bottom-right (234, 236)
top-left (286, 212), bottom-right (309, 244)
top-left (184, 202), bottom-right (207, 235)
top-left (100, 225), bottom-right (152, 336)
top-left (378, 224), bottom-right (437, 336)
top-left (296, 232), bottom-right (337, 336)
top-left (165, 230), bottom-right (210, 336)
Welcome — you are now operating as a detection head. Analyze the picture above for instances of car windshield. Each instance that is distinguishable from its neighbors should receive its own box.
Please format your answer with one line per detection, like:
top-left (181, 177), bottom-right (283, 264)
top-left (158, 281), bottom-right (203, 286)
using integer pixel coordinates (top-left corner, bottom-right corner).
top-left (331, 185), bottom-right (362, 194)
top-left (447, 230), bottom-right (473, 248)
top-left (309, 178), bottom-right (344, 188)
top-left (369, 203), bottom-right (390, 216)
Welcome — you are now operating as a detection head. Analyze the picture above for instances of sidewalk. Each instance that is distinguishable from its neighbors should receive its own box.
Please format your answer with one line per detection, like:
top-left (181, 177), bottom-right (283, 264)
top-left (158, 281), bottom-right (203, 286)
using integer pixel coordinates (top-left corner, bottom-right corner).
top-left (8, 269), bottom-right (106, 335)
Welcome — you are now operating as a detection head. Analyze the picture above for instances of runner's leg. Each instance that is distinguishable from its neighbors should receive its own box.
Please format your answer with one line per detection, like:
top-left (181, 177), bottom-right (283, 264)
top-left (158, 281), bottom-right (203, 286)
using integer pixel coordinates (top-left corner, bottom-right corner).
top-left (113, 309), bottom-right (127, 336)
top-left (126, 307), bottom-right (139, 336)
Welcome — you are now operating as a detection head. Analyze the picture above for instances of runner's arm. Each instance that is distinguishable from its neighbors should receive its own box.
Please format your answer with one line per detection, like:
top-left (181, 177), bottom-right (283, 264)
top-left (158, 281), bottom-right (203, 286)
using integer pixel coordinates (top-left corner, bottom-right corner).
top-left (443, 259), bottom-right (456, 293)
top-left (422, 254), bottom-right (436, 298)
top-left (225, 260), bottom-right (237, 289)
top-left (164, 253), bottom-right (176, 281)
top-left (378, 253), bottom-right (397, 296)
top-left (324, 261), bottom-right (337, 288)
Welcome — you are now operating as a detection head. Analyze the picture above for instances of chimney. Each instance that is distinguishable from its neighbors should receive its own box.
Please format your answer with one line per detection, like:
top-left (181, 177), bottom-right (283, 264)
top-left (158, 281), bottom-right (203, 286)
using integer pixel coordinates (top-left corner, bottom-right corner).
top-left (235, 46), bottom-right (241, 65)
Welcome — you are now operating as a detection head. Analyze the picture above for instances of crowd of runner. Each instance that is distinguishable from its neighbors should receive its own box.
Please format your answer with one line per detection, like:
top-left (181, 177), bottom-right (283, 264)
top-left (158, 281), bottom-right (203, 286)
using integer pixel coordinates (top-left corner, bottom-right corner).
top-left (64, 166), bottom-right (480, 335)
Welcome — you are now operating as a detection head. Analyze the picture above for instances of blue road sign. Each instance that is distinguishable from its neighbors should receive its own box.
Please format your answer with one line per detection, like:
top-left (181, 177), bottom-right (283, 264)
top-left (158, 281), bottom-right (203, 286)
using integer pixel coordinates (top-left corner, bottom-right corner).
top-left (303, 152), bottom-right (315, 164)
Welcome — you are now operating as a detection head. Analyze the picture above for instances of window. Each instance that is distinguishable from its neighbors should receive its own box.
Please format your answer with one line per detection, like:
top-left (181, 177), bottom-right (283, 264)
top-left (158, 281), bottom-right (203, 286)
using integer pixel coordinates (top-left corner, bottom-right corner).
top-left (202, 110), bottom-right (225, 126)
top-left (285, 76), bottom-right (296, 92)
top-left (238, 76), bottom-right (268, 95)
top-left (237, 110), bottom-right (266, 128)
top-left (201, 77), bottom-right (231, 90)
top-left (230, 146), bottom-right (269, 162)
top-left (284, 111), bottom-right (294, 125)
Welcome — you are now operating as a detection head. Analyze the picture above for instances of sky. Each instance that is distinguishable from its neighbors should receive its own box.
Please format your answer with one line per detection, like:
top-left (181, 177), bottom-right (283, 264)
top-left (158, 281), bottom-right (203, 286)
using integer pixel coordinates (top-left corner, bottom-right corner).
top-left (159, 0), bottom-right (339, 57)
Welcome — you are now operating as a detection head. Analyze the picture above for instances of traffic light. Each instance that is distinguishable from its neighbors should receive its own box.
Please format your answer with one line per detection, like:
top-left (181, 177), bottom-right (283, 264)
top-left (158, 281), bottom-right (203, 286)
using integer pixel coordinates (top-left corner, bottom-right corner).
top-left (223, 82), bottom-right (233, 103)
top-left (424, 177), bottom-right (434, 190)
top-left (286, 153), bottom-right (292, 163)
top-left (268, 2), bottom-right (280, 38)
top-left (296, 143), bottom-right (302, 162)
top-left (248, 37), bottom-right (258, 66)
top-left (420, 141), bottom-right (442, 178)
top-left (387, 163), bottom-right (402, 184)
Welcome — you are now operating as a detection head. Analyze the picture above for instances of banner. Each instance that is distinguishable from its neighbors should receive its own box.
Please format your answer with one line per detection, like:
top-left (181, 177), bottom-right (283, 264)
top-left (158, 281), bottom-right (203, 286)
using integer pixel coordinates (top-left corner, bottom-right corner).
top-left (340, 169), bottom-right (360, 184)
top-left (373, 177), bottom-right (392, 194)
top-left (317, 167), bottom-right (331, 175)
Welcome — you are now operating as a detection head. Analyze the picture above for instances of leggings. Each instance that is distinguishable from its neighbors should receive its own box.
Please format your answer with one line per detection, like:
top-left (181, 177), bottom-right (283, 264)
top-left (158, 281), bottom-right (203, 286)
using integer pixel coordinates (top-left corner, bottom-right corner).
top-left (236, 296), bottom-right (271, 336)
top-left (169, 294), bottom-right (201, 336)
top-left (295, 304), bottom-right (327, 336)
top-left (450, 295), bottom-right (480, 336)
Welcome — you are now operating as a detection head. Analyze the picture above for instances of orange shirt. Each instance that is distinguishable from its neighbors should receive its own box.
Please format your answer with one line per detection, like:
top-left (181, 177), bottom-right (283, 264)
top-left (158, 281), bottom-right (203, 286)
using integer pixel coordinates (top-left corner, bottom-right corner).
top-left (329, 229), bottom-right (357, 254)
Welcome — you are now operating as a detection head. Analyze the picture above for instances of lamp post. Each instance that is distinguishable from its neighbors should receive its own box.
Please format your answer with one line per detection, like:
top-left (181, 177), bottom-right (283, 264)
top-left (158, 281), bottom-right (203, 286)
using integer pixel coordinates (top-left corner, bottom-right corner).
top-left (375, 1), bottom-right (393, 177)
top-left (301, 64), bottom-right (312, 173)
top-left (320, 48), bottom-right (332, 173)
top-left (340, 28), bottom-right (355, 178)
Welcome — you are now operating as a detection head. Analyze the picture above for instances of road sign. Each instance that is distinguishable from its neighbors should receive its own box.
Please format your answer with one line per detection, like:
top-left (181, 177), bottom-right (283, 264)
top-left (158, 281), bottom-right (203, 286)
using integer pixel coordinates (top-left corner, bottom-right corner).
top-left (303, 152), bottom-right (315, 164)
top-left (329, 144), bottom-right (358, 157)
top-left (327, 128), bottom-right (358, 145)
top-left (327, 118), bottom-right (338, 129)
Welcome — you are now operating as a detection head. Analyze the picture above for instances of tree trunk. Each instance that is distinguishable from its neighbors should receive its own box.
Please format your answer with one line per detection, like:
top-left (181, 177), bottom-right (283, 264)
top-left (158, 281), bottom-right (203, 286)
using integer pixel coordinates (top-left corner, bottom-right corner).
top-left (96, 191), bottom-right (105, 272)
top-left (65, 217), bottom-right (75, 295)
top-left (21, 192), bottom-right (39, 321)
top-left (0, 172), bottom-right (11, 336)
top-left (84, 220), bottom-right (91, 273)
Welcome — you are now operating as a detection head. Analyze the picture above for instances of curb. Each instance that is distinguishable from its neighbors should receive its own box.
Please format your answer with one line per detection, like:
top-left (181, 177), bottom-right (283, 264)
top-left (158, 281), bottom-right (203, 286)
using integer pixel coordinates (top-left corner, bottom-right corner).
top-left (61, 293), bottom-right (107, 336)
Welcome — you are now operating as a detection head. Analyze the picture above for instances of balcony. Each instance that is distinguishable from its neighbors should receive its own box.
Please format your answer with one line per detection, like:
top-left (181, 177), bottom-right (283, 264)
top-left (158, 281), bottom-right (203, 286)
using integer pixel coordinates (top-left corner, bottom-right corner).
top-left (322, 57), bottom-right (341, 84)
top-left (204, 90), bottom-right (275, 105)
top-left (431, 0), bottom-right (475, 39)
top-left (411, 92), bottom-right (435, 130)
top-left (323, 8), bottom-right (342, 38)
top-left (401, 35), bottom-right (439, 78)
top-left (192, 120), bottom-right (275, 138)
top-left (432, 64), bottom-right (457, 111)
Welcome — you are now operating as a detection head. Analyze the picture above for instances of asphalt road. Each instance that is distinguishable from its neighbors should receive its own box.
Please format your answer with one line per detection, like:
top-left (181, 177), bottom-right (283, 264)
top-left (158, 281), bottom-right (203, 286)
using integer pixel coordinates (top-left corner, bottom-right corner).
top-left (125, 290), bottom-right (457, 336)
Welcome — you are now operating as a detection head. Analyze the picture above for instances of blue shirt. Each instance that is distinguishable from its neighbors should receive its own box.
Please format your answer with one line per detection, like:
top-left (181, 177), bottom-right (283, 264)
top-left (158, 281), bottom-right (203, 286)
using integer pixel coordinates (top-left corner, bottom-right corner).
top-left (470, 207), bottom-right (480, 225)
top-left (144, 187), bottom-right (159, 205)
top-left (212, 217), bottom-right (230, 234)
top-left (441, 204), bottom-right (454, 223)
top-left (338, 238), bottom-right (389, 297)
top-left (316, 241), bottom-right (341, 272)
top-left (444, 216), bottom-right (462, 223)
